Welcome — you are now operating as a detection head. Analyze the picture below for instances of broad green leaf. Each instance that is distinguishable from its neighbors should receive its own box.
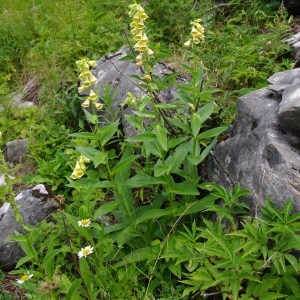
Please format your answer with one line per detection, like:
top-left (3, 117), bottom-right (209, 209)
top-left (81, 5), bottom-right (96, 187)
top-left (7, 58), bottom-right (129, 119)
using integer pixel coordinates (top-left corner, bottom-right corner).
top-left (83, 109), bottom-right (98, 124)
top-left (175, 90), bottom-right (193, 104)
top-left (98, 120), bottom-right (119, 146)
top-left (168, 182), bottom-right (199, 195)
top-left (15, 256), bottom-right (33, 269)
top-left (115, 247), bottom-right (157, 267)
top-left (136, 208), bottom-right (172, 224)
top-left (166, 117), bottom-right (191, 134)
top-left (66, 178), bottom-right (112, 189)
top-left (116, 224), bottom-right (136, 247)
top-left (65, 279), bottom-right (82, 300)
top-left (197, 126), bottom-right (227, 140)
top-left (188, 137), bottom-right (217, 165)
top-left (133, 110), bottom-right (155, 118)
top-left (75, 146), bottom-right (106, 167)
top-left (124, 114), bottom-right (143, 131)
top-left (125, 175), bottom-right (167, 188)
top-left (155, 123), bottom-right (168, 151)
top-left (154, 159), bottom-right (166, 177)
top-left (69, 132), bottom-right (98, 140)
top-left (175, 194), bottom-right (218, 216)
top-left (167, 136), bottom-right (189, 150)
top-left (169, 142), bottom-right (190, 173)
top-left (79, 258), bottom-right (91, 287)
top-left (127, 133), bottom-right (157, 143)
top-left (199, 101), bottom-right (215, 124)
top-left (111, 155), bottom-right (139, 175)
top-left (282, 274), bottom-right (299, 295)
top-left (154, 103), bottom-right (178, 109)
top-left (94, 200), bottom-right (120, 219)
top-left (42, 247), bottom-right (69, 266)
top-left (191, 112), bottom-right (201, 137)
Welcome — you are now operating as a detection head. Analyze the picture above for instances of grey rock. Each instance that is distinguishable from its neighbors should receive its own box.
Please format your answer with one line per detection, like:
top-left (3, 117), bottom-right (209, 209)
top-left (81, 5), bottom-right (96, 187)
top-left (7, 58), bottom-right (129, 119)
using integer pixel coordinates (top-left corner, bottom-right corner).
top-left (5, 139), bottom-right (28, 164)
top-left (0, 174), bottom-right (6, 187)
top-left (282, 32), bottom-right (300, 63)
top-left (80, 47), bottom-right (182, 138)
top-left (278, 82), bottom-right (300, 132)
top-left (205, 83), bottom-right (300, 212)
top-left (0, 184), bottom-right (59, 271)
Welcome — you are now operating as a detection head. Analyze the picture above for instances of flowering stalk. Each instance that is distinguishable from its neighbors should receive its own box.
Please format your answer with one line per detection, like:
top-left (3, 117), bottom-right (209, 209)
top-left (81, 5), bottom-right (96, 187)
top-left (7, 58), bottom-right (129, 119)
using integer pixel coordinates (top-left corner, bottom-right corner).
top-left (128, 4), bottom-right (153, 80)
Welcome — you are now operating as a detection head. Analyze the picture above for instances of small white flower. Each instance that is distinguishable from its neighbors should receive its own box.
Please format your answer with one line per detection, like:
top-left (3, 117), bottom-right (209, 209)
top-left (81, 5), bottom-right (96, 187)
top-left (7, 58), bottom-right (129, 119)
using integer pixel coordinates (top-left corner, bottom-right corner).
top-left (78, 219), bottom-right (91, 227)
top-left (16, 272), bottom-right (33, 284)
top-left (78, 245), bottom-right (93, 258)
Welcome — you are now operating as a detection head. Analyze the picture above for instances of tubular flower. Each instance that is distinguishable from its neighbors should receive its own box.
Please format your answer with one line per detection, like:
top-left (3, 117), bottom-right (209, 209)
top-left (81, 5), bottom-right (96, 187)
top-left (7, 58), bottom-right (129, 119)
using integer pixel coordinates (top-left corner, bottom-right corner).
top-left (16, 272), bottom-right (33, 284)
top-left (95, 103), bottom-right (104, 110)
top-left (76, 58), bottom-right (97, 93)
top-left (81, 90), bottom-right (101, 109)
top-left (128, 4), bottom-right (153, 66)
top-left (70, 155), bottom-right (90, 180)
top-left (184, 18), bottom-right (205, 47)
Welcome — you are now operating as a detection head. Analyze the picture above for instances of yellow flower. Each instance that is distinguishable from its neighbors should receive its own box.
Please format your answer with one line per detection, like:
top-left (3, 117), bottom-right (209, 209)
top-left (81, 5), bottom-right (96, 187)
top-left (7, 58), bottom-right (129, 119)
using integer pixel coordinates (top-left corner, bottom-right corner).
top-left (81, 99), bottom-right (90, 108)
top-left (87, 90), bottom-right (98, 101)
top-left (70, 155), bottom-right (90, 180)
top-left (184, 39), bottom-right (191, 48)
top-left (185, 18), bottom-right (205, 47)
top-left (17, 272), bottom-right (33, 284)
top-left (78, 219), bottom-right (91, 227)
top-left (95, 103), bottom-right (104, 110)
top-left (78, 245), bottom-right (93, 258)
top-left (144, 74), bottom-right (152, 81)
top-left (146, 48), bottom-right (154, 55)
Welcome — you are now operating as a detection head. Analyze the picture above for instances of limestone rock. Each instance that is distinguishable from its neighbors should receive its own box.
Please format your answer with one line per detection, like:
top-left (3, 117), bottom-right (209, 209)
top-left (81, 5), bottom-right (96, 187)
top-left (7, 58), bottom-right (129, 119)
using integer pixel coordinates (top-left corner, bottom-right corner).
top-left (278, 81), bottom-right (300, 132)
top-left (5, 139), bottom-right (28, 164)
top-left (205, 69), bottom-right (300, 212)
top-left (80, 47), bottom-right (182, 138)
top-left (0, 184), bottom-right (59, 271)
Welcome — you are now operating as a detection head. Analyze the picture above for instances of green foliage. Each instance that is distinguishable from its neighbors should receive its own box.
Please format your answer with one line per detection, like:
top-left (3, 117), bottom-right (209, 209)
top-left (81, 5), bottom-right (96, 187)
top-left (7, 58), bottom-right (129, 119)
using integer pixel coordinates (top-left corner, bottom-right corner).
top-left (1, 0), bottom-right (298, 299)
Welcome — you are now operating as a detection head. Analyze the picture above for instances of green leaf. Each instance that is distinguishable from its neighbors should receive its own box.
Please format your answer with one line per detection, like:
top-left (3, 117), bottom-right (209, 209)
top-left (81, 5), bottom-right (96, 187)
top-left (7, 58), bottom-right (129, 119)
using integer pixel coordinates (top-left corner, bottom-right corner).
top-left (191, 112), bottom-right (202, 137)
top-left (111, 155), bottom-right (139, 175)
top-left (169, 142), bottom-right (190, 173)
top-left (94, 200), bottom-right (120, 219)
top-left (168, 182), bottom-right (199, 195)
top-left (42, 247), bottom-right (69, 266)
top-left (175, 194), bottom-right (218, 216)
top-left (199, 101), bottom-right (215, 124)
top-left (175, 90), bottom-right (193, 104)
top-left (115, 247), bottom-right (157, 267)
top-left (127, 133), bottom-right (157, 143)
top-left (133, 110), bottom-right (155, 118)
top-left (197, 126), bottom-right (227, 140)
top-left (155, 123), bottom-right (168, 151)
top-left (154, 159), bottom-right (166, 177)
top-left (188, 137), bottom-right (217, 165)
top-left (124, 114), bottom-right (143, 131)
top-left (167, 136), bottom-right (189, 150)
top-left (69, 132), bottom-right (98, 140)
top-left (98, 120), bottom-right (119, 147)
top-left (65, 279), bottom-right (82, 300)
top-left (136, 208), bottom-right (172, 224)
top-left (75, 146), bottom-right (106, 167)
top-left (166, 117), bottom-right (191, 134)
top-left (116, 224), bottom-right (136, 247)
top-left (125, 175), bottom-right (167, 188)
